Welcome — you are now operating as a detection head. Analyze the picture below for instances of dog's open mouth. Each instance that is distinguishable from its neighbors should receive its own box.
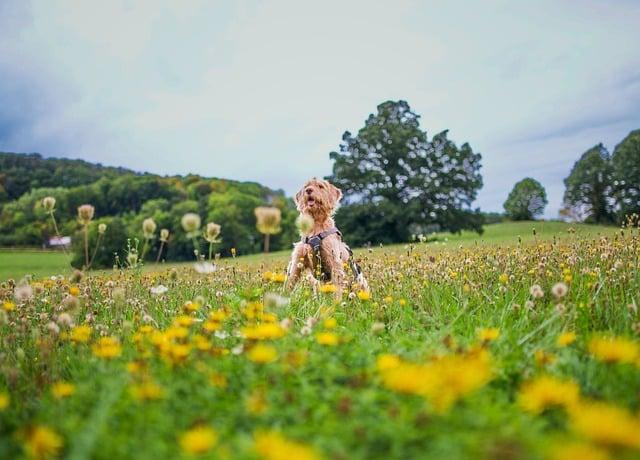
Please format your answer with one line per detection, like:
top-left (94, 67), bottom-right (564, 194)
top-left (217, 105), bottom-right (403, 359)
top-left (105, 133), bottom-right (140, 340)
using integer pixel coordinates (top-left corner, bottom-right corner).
top-left (307, 197), bottom-right (316, 207)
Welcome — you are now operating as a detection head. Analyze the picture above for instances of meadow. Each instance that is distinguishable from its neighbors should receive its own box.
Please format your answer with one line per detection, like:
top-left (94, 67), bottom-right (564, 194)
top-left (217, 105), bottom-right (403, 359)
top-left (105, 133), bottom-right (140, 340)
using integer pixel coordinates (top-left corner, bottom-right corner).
top-left (0, 221), bottom-right (639, 459)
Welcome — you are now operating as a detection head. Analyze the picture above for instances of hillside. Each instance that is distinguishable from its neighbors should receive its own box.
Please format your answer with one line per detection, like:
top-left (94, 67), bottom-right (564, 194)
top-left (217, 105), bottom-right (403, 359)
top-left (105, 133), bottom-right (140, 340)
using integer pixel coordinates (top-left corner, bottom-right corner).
top-left (0, 152), bottom-right (297, 265)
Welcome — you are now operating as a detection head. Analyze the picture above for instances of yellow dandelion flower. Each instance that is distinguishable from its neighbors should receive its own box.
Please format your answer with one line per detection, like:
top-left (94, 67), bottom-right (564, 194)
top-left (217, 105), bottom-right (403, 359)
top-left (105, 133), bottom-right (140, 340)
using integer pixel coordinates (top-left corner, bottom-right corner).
top-left (51, 381), bottom-right (76, 399)
top-left (398, 299), bottom-right (407, 306)
top-left (534, 349), bottom-right (557, 366)
top-left (130, 381), bottom-right (165, 401)
top-left (3, 301), bottom-right (15, 312)
top-left (92, 337), bottom-right (122, 359)
top-left (209, 372), bottom-right (228, 388)
top-left (557, 331), bottom-right (577, 347)
top-left (242, 323), bottom-right (286, 340)
top-left (316, 332), bottom-right (339, 346)
top-left (588, 336), bottom-right (639, 364)
top-left (376, 354), bottom-right (401, 372)
top-left (69, 286), bottom-right (80, 297)
top-left (498, 273), bottom-right (509, 284)
top-left (322, 318), bottom-right (337, 329)
top-left (254, 430), bottom-right (321, 460)
top-left (357, 290), bottom-right (371, 301)
top-left (517, 375), bottom-right (580, 414)
top-left (477, 328), bottom-right (500, 342)
top-left (69, 325), bottom-right (92, 343)
top-left (23, 426), bottom-right (63, 460)
top-left (248, 344), bottom-right (278, 364)
top-left (318, 284), bottom-right (337, 294)
top-left (569, 401), bottom-right (640, 449)
top-left (179, 425), bottom-right (218, 455)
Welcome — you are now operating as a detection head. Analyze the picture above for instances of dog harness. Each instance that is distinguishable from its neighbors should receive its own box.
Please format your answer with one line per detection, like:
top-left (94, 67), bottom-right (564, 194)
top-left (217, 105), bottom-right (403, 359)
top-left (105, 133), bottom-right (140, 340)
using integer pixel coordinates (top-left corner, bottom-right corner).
top-left (303, 227), bottom-right (362, 282)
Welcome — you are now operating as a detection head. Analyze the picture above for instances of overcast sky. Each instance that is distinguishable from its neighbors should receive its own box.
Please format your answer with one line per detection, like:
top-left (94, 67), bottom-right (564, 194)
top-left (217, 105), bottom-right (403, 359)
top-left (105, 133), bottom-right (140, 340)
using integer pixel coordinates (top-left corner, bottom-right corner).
top-left (1, 0), bottom-right (639, 217)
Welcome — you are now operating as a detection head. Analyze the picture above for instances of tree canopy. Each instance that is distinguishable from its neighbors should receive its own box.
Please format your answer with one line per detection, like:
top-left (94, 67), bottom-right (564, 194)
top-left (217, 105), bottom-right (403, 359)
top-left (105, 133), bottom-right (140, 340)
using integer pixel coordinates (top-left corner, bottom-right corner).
top-left (328, 100), bottom-right (483, 245)
top-left (611, 129), bottom-right (640, 220)
top-left (562, 144), bottom-right (615, 224)
top-left (503, 178), bottom-right (547, 221)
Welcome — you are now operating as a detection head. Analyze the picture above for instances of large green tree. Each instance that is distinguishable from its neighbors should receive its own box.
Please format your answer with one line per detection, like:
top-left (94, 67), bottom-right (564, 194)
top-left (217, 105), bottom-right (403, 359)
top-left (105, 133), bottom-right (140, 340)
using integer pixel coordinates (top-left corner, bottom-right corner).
top-left (562, 144), bottom-right (615, 224)
top-left (611, 129), bottom-right (640, 220)
top-left (503, 178), bottom-right (547, 221)
top-left (328, 100), bottom-right (483, 245)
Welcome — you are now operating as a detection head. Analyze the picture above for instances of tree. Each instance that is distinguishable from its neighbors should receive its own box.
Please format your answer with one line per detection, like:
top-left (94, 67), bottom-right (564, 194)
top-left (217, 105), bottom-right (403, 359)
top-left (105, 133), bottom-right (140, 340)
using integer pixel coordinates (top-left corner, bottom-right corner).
top-left (503, 178), bottom-right (547, 221)
top-left (328, 100), bottom-right (483, 245)
top-left (611, 129), bottom-right (640, 220)
top-left (562, 144), bottom-right (615, 224)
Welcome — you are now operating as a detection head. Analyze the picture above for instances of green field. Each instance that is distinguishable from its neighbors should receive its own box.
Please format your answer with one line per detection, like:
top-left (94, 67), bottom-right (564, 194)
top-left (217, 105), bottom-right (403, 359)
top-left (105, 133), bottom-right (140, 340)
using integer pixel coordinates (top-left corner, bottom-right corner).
top-left (1, 219), bottom-right (639, 459)
top-left (0, 221), bottom-right (618, 281)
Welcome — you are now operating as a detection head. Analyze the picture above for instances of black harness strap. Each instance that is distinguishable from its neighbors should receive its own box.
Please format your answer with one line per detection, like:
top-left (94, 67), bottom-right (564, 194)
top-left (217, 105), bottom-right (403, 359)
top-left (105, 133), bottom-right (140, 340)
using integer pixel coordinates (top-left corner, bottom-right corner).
top-left (304, 227), bottom-right (362, 282)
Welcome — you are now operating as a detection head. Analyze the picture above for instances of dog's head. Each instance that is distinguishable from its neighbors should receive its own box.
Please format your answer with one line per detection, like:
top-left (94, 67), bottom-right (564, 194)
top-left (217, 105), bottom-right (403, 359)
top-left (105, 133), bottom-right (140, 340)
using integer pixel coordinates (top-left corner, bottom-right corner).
top-left (295, 178), bottom-right (342, 219)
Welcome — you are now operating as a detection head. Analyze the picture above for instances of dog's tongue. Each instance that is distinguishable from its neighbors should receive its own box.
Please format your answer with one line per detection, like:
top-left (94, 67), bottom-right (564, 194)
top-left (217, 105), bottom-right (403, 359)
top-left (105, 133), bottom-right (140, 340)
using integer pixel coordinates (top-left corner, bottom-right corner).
top-left (307, 197), bottom-right (316, 206)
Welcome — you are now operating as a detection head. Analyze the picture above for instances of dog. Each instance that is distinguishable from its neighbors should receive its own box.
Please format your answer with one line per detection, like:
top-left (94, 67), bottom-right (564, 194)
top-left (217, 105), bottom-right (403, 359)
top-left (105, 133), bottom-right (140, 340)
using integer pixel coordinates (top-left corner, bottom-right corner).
top-left (286, 178), bottom-right (368, 296)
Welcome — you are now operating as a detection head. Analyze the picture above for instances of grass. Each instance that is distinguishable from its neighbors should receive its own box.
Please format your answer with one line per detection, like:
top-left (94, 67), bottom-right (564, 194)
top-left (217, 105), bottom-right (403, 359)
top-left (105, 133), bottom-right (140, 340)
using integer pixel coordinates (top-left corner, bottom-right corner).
top-left (0, 221), bottom-right (619, 281)
top-left (1, 221), bottom-right (638, 459)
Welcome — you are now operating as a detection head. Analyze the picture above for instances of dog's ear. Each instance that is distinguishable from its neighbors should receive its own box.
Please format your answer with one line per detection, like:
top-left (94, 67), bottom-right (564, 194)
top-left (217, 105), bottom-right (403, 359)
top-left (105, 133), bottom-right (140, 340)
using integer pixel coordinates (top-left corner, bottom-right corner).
top-left (329, 182), bottom-right (343, 204)
top-left (294, 187), bottom-right (305, 211)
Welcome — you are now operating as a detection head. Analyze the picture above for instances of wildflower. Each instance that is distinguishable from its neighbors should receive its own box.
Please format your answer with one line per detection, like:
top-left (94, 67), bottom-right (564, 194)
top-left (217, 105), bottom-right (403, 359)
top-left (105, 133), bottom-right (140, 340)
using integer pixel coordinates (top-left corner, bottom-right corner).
top-left (551, 282), bottom-right (568, 299)
top-left (194, 262), bottom-right (216, 274)
top-left (14, 283), bottom-right (34, 302)
top-left (130, 381), bottom-right (165, 401)
top-left (517, 376), bottom-right (580, 414)
top-left (498, 273), bottom-right (509, 284)
top-left (247, 344), bottom-right (278, 363)
top-left (51, 381), bottom-right (76, 399)
top-left (46, 322), bottom-right (60, 335)
top-left (295, 213), bottom-right (314, 236)
top-left (142, 218), bottom-right (157, 239)
top-left (69, 286), bottom-right (80, 297)
top-left (0, 392), bottom-right (8, 410)
top-left (2, 301), bottom-right (15, 312)
top-left (246, 388), bottom-right (268, 414)
top-left (357, 290), bottom-right (371, 301)
top-left (77, 204), bottom-right (95, 224)
top-left (209, 372), bottom-right (228, 388)
top-left (323, 318), bottom-right (337, 329)
top-left (529, 284), bottom-right (544, 298)
top-left (569, 400), bottom-right (640, 449)
top-left (160, 228), bottom-right (170, 242)
top-left (179, 425), bottom-right (218, 455)
top-left (92, 337), bottom-right (122, 359)
top-left (181, 213), bottom-right (201, 235)
top-left (557, 331), bottom-right (577, 347)
top-left (69, 325), bottom-right (92, 343)
top-left (588, 336), bottom-right (638, 364)
top-left (316, 332), bottom-right (339, 346)
top-left (150, 284), bottom-right (168, 296)
top-left (318, 284), bottom-right (337, 294)
top-left (203, 222), bottom-right (221, 243)
top-left (98, 223), bottom-right (107, 234)
top-left (23, 426), bottom-right (63, 460)
top-left (242, 323), bottom-right (286, 340)
top-left (477, 328), bottom-right (500, 342)
top-left (254, 207), bottom-right (282, 235)
top-left (549, 442), bottom-right (610, 460)
top-left (42, 196), bottom-right (56, 212)
top-left (254, 430), bottom-right (321, 460)
top-left (376, 354), bottom-right (401, 371)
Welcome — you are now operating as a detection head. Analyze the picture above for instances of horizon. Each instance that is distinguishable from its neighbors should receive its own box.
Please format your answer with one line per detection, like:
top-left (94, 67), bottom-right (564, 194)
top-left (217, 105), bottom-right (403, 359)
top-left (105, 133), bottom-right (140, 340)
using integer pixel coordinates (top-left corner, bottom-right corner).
top-left (1, 1), bottom-right (639, 217)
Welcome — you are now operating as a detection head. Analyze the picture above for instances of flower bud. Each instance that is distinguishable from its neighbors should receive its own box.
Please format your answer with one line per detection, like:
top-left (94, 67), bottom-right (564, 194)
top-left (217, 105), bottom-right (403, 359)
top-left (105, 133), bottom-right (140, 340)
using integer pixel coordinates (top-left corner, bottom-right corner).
top-left (142, 218), bottom-right (157, 239)
top-left (42, 196), bottom-right (56, 212)
top-left (160, 229), bottom-right (170, 242)
top-left (296, 213), bottom-right (314, 235)
top-left (204, 222), bottom-right (221, 243)
top-left (77, 204), bottom-right (95, 225)
top-left (181, 213), bottom-right (201, 235)
top-left (98, 223), bottom-right (107, 234)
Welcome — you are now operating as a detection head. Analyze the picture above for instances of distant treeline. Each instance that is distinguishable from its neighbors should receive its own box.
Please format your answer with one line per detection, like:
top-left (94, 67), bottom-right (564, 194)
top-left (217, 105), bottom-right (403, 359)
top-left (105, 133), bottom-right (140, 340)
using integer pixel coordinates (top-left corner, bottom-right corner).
top-left (0, 153), bottom-right (297, 267)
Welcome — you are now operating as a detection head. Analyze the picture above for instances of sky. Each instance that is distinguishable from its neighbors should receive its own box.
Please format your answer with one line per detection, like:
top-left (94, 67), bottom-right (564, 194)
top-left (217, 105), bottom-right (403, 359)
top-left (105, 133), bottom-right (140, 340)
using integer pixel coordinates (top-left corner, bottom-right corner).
top-left (1, 0), bottom-right (639, 218)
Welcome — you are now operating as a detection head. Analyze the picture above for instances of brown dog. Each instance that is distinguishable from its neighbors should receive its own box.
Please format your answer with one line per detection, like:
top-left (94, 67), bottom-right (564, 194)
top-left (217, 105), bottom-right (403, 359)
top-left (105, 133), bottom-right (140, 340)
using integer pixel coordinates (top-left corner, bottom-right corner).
top-left (286, 178), bottom-right (368, 296)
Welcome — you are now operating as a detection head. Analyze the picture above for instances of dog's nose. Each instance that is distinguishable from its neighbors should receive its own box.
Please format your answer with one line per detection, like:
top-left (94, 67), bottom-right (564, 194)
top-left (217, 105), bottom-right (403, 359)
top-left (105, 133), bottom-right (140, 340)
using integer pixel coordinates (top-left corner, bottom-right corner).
top-left (305, 187), bottom-right (313, 195)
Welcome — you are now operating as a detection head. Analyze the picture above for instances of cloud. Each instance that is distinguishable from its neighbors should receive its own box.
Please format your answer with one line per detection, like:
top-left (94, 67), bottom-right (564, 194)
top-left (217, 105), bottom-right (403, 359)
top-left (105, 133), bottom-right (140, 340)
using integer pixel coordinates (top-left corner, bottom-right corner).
top-left (1, 0), bottom-right (639, 218)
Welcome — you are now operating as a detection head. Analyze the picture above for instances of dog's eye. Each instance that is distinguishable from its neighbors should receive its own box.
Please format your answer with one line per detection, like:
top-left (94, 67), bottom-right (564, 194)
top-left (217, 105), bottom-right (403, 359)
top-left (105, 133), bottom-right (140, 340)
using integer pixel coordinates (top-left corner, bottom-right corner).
top-left (318, 184), bottom-right (325, 189)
